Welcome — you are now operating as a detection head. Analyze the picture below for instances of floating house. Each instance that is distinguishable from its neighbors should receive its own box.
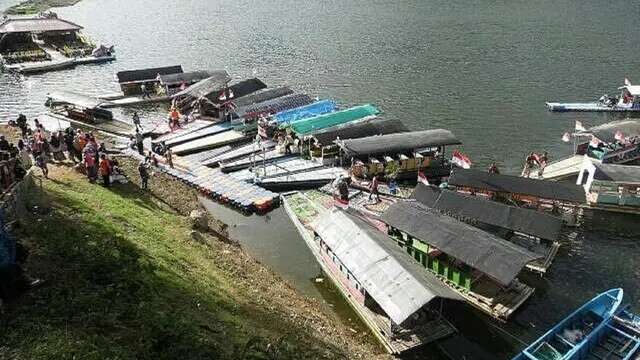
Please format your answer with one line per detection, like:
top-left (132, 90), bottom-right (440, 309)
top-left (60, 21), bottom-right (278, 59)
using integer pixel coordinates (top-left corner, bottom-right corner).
top-left (337, 129), bottom-right (461, 181)
top-left (0, 15), bottom-right (115, 74)
top-left (381, 201), bottom-right (540, 321)
top-left (542, 120), bottom-right (640, 180)
top-left (448, 168), bottom-right (586, 224)
top-left (283, 193), bottom-right (461, 354)
top-left (412, 183), bottom-right (563, 274)
top-left (577, 157), bottom-right (640, 214)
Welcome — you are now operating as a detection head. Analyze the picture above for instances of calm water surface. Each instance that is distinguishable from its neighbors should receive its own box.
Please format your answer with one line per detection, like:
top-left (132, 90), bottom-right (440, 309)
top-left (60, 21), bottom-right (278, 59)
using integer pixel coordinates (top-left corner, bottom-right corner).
top-left (2, 0), bottom-right (639, 358)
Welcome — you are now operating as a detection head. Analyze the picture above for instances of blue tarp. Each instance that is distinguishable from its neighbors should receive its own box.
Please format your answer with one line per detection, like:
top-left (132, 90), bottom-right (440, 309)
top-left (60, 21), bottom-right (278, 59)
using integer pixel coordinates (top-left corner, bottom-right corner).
top-left (274, 99), bottom-right (337, 124)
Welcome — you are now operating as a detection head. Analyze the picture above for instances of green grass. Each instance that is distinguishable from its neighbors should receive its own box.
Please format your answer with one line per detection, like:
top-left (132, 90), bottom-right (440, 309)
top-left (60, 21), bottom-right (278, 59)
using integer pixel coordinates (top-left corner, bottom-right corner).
top-left (4, 0), bottom-right (82, 14)
top-left (0, 169), bottom-right (352, 359)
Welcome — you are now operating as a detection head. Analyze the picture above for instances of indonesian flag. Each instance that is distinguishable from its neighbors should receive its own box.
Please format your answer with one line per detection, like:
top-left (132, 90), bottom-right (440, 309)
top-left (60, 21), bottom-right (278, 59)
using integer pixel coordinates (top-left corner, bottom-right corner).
top-left (452, 150), bottom-right (472, 169)
top-left (625, 78), bottom-right (632, 86)
top-left (562, 132), bottom-right (571, 143)
top-left (615, 130), bottom-right (624, 141)
top-left (417, 171), bottom-right (430, 186)
top-left (575, 120), bottom-right (587, 132)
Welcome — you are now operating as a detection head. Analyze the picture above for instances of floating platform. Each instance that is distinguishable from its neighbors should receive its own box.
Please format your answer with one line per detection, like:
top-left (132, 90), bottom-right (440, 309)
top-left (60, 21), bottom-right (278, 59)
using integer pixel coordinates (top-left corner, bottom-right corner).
top-left (220, 149), bottom-right (292, 173)
top-left (202, 140), bottom-right (276, 167)
top-left (160, 123), bottom-right (233, 147)
top-left (42, 112), bottom-right (133, 138)
top-left (546, 102), bottom-right (640, 112)
top-left (170, 130), bottom-right (247, 155)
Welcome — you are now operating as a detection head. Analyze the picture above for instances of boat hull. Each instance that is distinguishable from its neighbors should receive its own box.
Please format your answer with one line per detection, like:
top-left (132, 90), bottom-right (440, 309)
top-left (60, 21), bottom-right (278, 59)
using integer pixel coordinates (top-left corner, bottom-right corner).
top-left (546, 102), bottom-right (640, 112)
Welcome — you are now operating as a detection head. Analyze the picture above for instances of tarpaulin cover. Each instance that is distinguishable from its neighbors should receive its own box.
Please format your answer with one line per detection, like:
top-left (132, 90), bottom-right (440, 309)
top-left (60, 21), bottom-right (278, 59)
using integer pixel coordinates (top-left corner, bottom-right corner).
top-left (233, 87), bottom-right (293, 108)
top-left (237, 94), bottom-right (313, 118)
top-left (209, 78), bottom-right (267, 103)
top-left (274, 100), bottom-right (338, 124)
top-left (314, 208), bottom-right (462, 325)
top-left (593, 163), bottom-right (640, 183)
top-left (412, 184), bottom-right (563, 241)
top-left (448, 168), bottom-right (586, 203)
top-left (381, 201), bottom-right (541, 285)
top-left (582, 120), bottom-right (640, 144)
top-left (117, 65), bottom-right (183, 84)
top-left (172, 71), bottom-right (232, 99)
top-left (312, 118), bottom-right (408, 145)
top-left (287, 104), bottom-right (379, 135)
top-left (338, 129), bottom-right (460, 156)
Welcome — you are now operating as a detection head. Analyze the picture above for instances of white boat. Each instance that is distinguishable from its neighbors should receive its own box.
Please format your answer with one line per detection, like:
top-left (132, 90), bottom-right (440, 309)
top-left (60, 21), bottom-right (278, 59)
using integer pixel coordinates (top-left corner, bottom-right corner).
top-left (547, 80), bottom-right (640, 112)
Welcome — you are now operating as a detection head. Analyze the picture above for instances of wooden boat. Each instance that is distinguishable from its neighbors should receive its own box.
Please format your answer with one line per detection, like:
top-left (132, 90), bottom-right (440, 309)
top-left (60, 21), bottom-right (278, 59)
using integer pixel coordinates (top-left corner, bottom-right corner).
top-left (44, 91), bottom-right (134, 137)
top-left (381, 201), bottom-right (539, 321)
top-left (512, 288), bottom-right (624, 360)
top-left (282, 192), bottom-right (460, 354)
top-left (547, 81), bottom-right (640, 112)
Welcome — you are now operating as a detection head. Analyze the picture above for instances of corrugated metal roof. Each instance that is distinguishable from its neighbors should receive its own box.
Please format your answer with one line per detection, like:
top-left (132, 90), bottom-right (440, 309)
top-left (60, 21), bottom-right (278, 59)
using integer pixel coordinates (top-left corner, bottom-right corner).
top-left (412, 184), bottom-right (563, 241)
top-left (172, 71), bottom-right (232, 99)
top-left (233, 87), bottom-right (294, 108)
top-left (337, 129), bottom-right (460, 156)
top-left (288, 104), bottom-right (380, 135)
top-left (236, 94), bottom-right (313, 118)
top-left (157, 70), bottom-right (214, 86)
top-left (581, 120), bottom-right (640, 144)
top-left (381, 201), bottom-right (541, 286)
top-left (313, 208), bottom-right (461, 325)
top-left (312, 118), bottom-right (408, 145)
top-left (448, 168), bottom-right (586, 203)
top-left (0, 18), bottom-right (82, 34)
top-left (207, 78), bottom-right (267, 103)
top-left (116, 65), bottom-right (183, 84)
top-left (593, 163), bottom-right (640, 184)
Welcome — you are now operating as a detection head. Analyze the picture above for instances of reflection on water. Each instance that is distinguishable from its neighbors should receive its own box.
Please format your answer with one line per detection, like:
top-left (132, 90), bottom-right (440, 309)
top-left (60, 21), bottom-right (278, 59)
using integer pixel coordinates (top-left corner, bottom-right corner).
top-left (2, 0), bottom-right (640, 358)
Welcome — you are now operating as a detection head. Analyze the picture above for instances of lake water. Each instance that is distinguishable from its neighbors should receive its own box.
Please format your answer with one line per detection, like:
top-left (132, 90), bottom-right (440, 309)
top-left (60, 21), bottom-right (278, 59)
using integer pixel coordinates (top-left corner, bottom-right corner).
top-left (2, 0), bottom-right (639, 358)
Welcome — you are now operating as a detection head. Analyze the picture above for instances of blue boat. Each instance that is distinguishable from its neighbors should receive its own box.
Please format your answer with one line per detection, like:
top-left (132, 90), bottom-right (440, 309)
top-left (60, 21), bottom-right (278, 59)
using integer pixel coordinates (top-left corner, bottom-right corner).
top-left (513, 288), bottom-right (625, 360)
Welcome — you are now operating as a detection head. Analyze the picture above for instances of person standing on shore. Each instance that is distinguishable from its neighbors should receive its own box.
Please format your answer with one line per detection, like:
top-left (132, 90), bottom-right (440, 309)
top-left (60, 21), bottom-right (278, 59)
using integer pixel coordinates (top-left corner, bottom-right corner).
top-left (135, 130), bottom-right (144, 155)
top-left (99, 154), bottom-right (111, 187)
top-left (138, 161), bottom-right (149, 190)
top-left (369, 175), bottom-right (380, 202)
top-left (165, 147), bottom-right (173, 169)
top-left (35, 152), bottom-right (48, 179)
top-left (132, 112), bottom-right (142, 131)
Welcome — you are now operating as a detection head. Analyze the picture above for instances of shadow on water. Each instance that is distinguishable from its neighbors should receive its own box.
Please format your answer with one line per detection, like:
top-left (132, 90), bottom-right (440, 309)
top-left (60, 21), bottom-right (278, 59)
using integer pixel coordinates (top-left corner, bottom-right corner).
top-left (0, 179), bottom-right (355, 359)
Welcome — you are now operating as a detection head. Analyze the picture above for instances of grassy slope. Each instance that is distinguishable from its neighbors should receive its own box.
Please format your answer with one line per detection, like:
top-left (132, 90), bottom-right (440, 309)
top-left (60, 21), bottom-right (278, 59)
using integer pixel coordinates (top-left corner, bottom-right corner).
top-left (0, 166), bottom-right (378, 359)
top-left (4, 0), bottom-right (82, 15)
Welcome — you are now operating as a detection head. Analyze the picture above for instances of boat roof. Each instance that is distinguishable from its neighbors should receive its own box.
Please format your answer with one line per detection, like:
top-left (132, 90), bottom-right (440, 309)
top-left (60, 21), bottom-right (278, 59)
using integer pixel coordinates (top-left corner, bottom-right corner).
top-left (207, 78), bottom-right (268, 102)
top-left (237, 94), bottom-right (314, 118)
top-left (581, 120), bottom-right (640, 143)
top-left (274, 99), bottom-right (338, 124)
top-left (46, 91), bottom-right (112, 109)
top-left (619, 85), bottom-right (640, 96)
top-left (312, 118), bottom-right (409, 145)
top-left (314, 208), bottom-right (462, 325)
top-left (592, 163), bottom-right (640, 184)
top-left (412, 184), bottom-right (563, 241)
top-left (381, 201), bottom-right (541, 285)
top-left (337, 129), bottom-right (461, 156)
top-left (448, 168), bottom-right (586, 203)
top-left (288, 104), bottom-right (380, 136)
top-left (233, 87), bottom-right (294, 108)
top-left (116, 65), bottom-right (184, 84)
top-left (157, 70), bottom-right (214, 86)
top-left (0, 18), bottom-right (82, 34)
top-left (172, 71), bottom-right (232, 99)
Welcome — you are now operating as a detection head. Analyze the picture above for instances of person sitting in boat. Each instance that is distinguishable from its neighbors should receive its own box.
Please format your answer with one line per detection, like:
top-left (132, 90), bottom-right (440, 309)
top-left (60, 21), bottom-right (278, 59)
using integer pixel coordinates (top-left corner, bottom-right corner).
top-left (487, 162), bottom-right (500, 174)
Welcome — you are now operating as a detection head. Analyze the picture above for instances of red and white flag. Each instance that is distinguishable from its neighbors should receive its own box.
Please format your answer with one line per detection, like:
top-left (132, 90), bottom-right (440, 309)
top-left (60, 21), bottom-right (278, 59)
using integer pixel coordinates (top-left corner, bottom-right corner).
top-left (562, 132), bottom-right (571, 142)
top-left (625, 78), bottom-right (632, 86)
top-left (452, 150), bottom-right (472, 169)
top-left (417, 171), bottom-right (430, 186)
top-left (615, 130), bottom-right (624, 141)
top-left (575, 120), bottom-right (586, 132)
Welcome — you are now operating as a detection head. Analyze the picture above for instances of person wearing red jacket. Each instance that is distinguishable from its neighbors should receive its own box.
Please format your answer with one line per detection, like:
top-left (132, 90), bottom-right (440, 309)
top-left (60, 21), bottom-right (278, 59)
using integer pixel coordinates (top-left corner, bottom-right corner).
top-left (99, 154), bottom-right (111, 187)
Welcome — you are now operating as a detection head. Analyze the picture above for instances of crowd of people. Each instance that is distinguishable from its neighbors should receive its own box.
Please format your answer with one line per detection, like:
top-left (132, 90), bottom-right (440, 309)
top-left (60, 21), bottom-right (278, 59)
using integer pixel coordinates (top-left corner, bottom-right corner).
top-left (6, 114), bottom-right (129, 187)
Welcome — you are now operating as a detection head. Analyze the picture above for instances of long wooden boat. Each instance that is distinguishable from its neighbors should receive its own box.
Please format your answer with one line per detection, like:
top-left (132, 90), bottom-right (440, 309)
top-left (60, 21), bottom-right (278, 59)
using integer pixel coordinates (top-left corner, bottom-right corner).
top-left (512, 288), bottom-right (625, 360)
top-left (547, 81), bottom-right (640, 112)
top-left (282, 192), bottom-right (459, 354)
